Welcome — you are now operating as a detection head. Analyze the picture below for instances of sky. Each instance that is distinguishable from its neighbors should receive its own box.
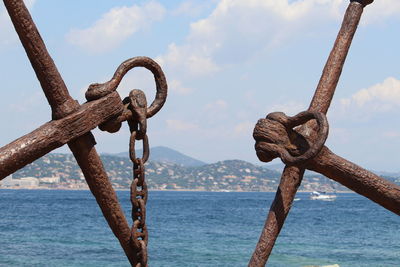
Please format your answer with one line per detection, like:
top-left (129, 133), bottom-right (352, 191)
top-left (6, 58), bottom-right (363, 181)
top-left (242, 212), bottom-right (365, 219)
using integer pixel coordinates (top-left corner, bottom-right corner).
top-left (1, 0), bottom-right (400, 171)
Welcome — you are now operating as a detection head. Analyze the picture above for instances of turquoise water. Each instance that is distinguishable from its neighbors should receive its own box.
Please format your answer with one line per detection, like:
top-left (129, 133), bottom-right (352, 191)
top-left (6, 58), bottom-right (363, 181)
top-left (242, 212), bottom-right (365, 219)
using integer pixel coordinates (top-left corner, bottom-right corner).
top-left (0, 190), bottom-right (398, 266)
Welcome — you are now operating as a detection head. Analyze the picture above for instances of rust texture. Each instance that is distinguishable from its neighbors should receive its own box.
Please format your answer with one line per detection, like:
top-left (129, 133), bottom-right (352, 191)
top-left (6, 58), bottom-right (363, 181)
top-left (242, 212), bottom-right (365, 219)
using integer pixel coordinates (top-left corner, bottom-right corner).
top-left (95, 58), bottom-right (168, 266)
top-left (249, 1), bottom-right (375, 266)
top-left (255, 111), bottom-right (329, 165)
top-left (309, 147), bottom-right (400, 214)
top-left (249, 165), bottom-right (305, 267)
top-left (308, 1), bottom-right (364, 114)
top-left (85, 57), bottom-right (167, 118)
top-left (68, 134), bottom-right (136, 265)
top-left (84, 55), bottom-right (168, 266)
top-left (253, 118), bottom-right (400, 214)
top-left (0, 92), bottom-right (123, 179)
top-left (1, 0), bottom-right (395, 266)
top-left (129, 121), bottom-right (150, 266)
top-left (3, 0), bottom-right (79, 119)
top-left (2, 0), bottom-right (151, 264)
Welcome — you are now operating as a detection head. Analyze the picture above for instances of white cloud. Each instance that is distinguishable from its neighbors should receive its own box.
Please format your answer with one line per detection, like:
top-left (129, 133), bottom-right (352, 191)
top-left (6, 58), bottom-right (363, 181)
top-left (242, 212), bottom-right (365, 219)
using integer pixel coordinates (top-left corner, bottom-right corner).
top-left (382, 131), bottom-right (400, 138)
top-left (340, 77), bottom-right (400, 112)
top-left (156, 43), bottom-right (220, 77)
top-left (204, 99), bottom-right (228, 111)
top-left (166, 119), bottom-right (199, 132)
top-left (233, 121), bottom-right (254, 137)
top-left (157, 0), bottom-right (347, 77)
top-left (0, 0), bottom-right (36, 47)
top-left (172, 1), bottom-right (214, 17)
top-left (66, 1), bottom-right (165, 53)
top-left (200, 100), bottom-right (230, 125)
top-left (362, 0), bottom-right (400, 25)
top-left (159, 0), bottom-right (400, 79)
top-left (327, 127), bottom-right (351, 144)
top-left (169, 79), bottom-right (194, 95)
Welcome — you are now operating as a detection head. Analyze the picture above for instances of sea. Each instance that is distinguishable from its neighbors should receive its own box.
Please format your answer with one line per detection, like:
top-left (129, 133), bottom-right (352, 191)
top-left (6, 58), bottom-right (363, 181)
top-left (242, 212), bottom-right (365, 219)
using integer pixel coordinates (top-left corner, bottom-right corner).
top-left (0, 190), bottom-right (398, 267)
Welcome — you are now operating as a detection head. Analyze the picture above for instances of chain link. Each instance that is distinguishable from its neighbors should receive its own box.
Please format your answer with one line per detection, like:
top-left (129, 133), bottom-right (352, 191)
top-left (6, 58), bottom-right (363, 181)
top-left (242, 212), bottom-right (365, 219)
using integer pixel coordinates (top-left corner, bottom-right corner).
top-left (84, 56), bottom-right (166, 266)
top-left (129, 132), bottom-right (149, 267)
top-left (128, 91), bottom-right (150, 267)
top-left (85, 56), bottom-right (166, 265)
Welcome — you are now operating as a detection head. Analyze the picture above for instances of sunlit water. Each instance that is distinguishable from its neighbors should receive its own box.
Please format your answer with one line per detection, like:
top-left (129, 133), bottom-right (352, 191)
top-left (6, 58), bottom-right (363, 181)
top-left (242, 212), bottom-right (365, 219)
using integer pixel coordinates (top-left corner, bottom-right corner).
top-left (0, 190), bottom-right (398, 266)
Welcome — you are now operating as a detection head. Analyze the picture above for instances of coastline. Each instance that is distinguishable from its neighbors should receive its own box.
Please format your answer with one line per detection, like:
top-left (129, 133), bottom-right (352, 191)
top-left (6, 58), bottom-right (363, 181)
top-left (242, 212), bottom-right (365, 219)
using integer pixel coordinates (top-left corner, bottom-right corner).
top-left (0, 187), bottom-right (351, 193)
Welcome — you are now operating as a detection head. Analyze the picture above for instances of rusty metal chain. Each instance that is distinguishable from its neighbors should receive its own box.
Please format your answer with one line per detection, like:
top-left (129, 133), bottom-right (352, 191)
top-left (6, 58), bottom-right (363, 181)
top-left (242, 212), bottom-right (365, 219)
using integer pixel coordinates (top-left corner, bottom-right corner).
top-left (127, 89), bottom-right (150, 267)
top-left (88, 56), bottom-right (167, 266)
top-left (129, 137), bottom-right (149, 267)
top-left (2, 0), bottom-right (399, 266)
top-left (86, 56), bottom-right (167, 265)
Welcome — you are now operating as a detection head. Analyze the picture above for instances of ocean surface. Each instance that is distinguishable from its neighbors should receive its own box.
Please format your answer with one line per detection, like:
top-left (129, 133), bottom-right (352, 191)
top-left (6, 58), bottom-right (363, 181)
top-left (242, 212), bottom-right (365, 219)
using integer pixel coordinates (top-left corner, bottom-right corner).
top-left (0, 190), bottom-right (398, 267)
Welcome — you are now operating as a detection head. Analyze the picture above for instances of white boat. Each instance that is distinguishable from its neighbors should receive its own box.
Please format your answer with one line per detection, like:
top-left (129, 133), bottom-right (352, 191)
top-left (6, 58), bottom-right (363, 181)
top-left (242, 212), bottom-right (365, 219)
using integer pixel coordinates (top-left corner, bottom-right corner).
top-left (309, 191), bottom-right (336, 201)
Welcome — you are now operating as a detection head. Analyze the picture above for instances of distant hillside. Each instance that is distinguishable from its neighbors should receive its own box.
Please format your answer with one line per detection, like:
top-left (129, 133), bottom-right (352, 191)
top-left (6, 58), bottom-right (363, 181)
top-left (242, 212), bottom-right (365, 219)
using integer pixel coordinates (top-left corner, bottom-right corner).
top-left (4, 152), bottom-right (383, 192)
top-left (263, 162), bottom-right (285, 172)
top-left (112, 146), bottom-right (206, 167)
top-left (10, 154), bottom-right (282, 191)
top-left (263, 163), bottom-right (400, 189)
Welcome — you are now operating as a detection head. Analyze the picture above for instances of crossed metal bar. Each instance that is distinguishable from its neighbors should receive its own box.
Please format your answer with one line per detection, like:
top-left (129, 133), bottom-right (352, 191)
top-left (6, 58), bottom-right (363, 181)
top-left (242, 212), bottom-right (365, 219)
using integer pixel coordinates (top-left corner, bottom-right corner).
top-left (0, 0), bottom-right (145, 264)
top-left (249, 1), bottom-right (400, 266)
top-left (1, 0), bottom-right (399, 266)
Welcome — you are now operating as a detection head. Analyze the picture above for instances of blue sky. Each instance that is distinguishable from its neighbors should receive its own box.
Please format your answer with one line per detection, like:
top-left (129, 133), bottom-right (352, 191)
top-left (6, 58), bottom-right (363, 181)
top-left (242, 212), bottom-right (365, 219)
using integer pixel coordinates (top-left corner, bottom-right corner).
top-left (1, 0), bottom-right (400, 171)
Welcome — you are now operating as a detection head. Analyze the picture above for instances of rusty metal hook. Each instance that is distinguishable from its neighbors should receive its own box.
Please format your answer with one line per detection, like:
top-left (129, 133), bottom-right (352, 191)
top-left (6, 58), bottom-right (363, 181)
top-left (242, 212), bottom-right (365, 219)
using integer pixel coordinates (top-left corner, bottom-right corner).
top-left (85, 56), bottom-right (168, 118)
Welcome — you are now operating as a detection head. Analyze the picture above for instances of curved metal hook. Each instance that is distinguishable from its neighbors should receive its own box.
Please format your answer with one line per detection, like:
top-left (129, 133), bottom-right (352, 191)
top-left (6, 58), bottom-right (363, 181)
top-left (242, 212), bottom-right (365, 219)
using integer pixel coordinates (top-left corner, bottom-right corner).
top-left (85, 56), bottom-right (168, 118)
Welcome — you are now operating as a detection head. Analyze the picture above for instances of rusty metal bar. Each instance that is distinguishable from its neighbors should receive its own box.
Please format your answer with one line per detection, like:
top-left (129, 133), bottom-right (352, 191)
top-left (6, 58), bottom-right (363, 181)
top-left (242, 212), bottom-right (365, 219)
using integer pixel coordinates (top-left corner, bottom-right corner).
top-left (3, 0), bottom-right (79, 119)
top-left (249, 165), bottom-right (305, 266)
top-left (68, 134), bottom-right (136, 265)
top-left (308, 147), bottom-right (400, 215)
top-left (309, 1), bottom-right (366, 113)
top-left (249, 1), bottom-right (370, 266)
top-left (253, 115), bottom-right (400, 215)
top-left (0, 92), bottom-right (123, 179)
top-left (3, 0), bottom-right (137, 264)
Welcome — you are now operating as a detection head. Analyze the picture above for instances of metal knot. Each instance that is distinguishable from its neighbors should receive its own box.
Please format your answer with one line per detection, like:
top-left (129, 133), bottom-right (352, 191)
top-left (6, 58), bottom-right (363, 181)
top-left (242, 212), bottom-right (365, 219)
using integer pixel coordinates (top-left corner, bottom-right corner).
top-left (253, 111), bottom-right (329, 165)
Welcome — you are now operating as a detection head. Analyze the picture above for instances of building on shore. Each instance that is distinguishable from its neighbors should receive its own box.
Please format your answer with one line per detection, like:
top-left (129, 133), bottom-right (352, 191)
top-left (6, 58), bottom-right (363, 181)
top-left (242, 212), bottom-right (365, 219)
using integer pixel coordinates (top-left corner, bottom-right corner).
top-left (39, 176), bottom-right (60, 184)
top-left (1, 175), bottom-right (39, 188)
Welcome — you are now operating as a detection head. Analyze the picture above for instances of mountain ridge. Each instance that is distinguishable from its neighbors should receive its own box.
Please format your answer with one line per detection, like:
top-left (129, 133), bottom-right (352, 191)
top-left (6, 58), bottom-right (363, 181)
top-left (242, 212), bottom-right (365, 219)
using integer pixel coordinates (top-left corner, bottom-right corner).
top-left (3, 147), bottom-right (399, 192)
top-left (107, 146), bottom-right (206, 167)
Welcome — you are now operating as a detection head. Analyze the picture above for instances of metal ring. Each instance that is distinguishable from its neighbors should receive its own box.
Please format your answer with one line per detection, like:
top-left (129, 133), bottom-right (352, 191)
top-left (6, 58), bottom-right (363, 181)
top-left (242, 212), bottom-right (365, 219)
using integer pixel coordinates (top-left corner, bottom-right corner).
top-left (285, 111), bottom-right (328, 165)
top-left (85, 56), bottom-right (167, 118)
top-left (138, 199), bottom-right (146, 227)
top-left (130, 220), bottom-right (141, 249)
top-left (266, 110), bottom-right (329, 165)
top-left (130, 178), bottom-right (139, 207)
top-left (141, 182), bottom-right (148, 204)
top-left (129, 132), bottom-right (150, 163)
top-left (141, 225), bottom-right (148, 245)
top-left (138, 240), bottom-right (148, 266)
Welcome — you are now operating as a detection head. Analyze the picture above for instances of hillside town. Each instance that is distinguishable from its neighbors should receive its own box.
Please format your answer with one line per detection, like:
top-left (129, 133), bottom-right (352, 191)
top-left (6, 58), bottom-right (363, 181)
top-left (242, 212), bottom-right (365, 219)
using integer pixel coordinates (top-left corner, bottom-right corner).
top-left (0, 150), bottom-right (373, 192)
